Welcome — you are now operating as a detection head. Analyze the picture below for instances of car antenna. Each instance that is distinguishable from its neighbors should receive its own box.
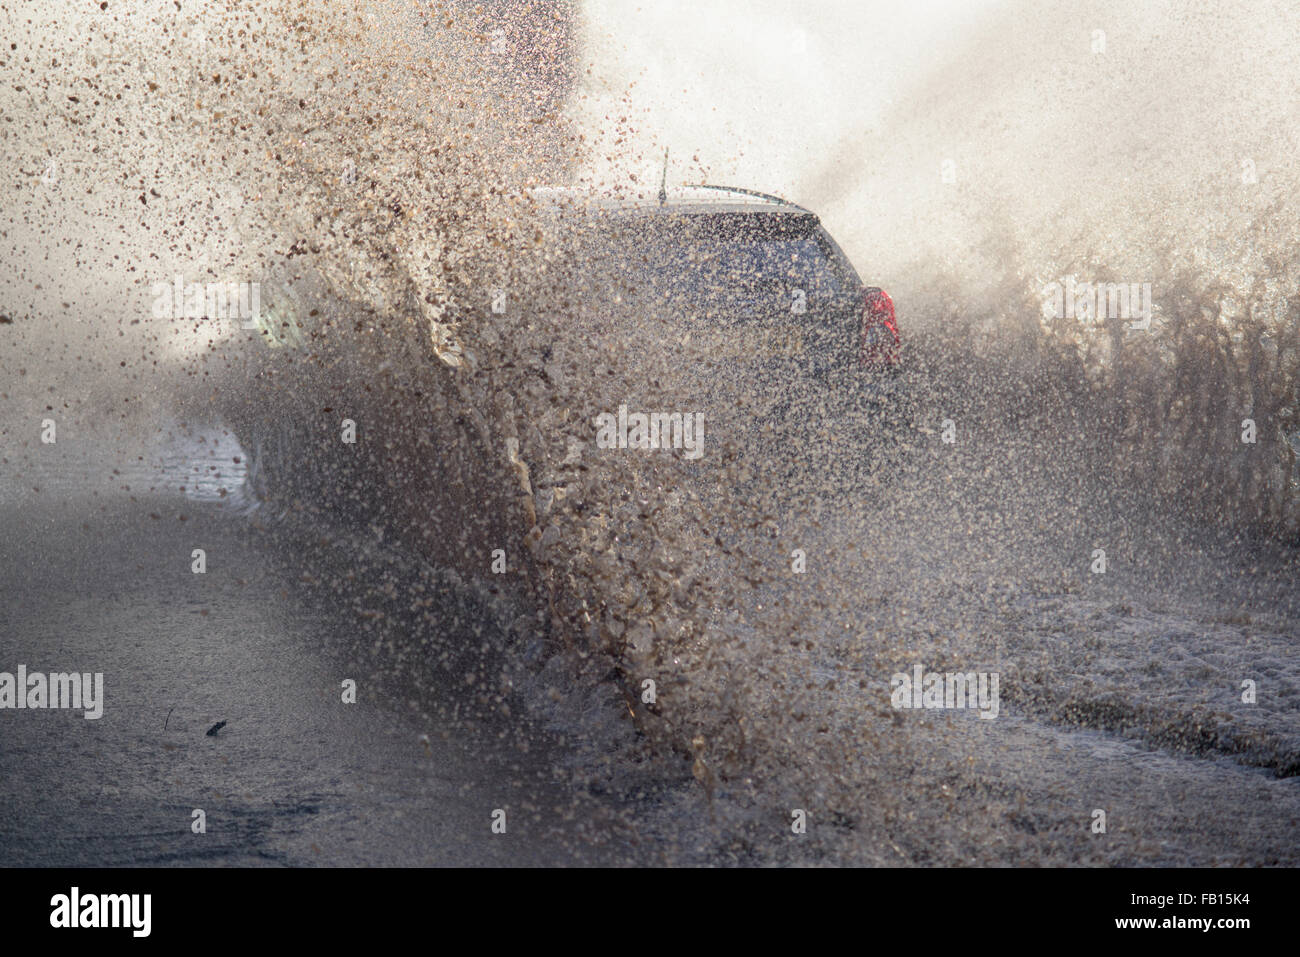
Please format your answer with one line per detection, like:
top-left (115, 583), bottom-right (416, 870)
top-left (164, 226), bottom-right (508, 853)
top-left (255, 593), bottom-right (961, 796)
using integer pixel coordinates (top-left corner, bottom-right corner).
top-left (658, 148), bottom-right (669, 206)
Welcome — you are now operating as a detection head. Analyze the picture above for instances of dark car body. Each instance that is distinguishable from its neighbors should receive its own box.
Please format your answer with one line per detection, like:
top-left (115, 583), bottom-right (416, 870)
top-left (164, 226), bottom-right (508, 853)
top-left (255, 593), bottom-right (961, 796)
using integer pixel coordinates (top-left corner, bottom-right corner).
top-left (527, 184), bottom-right (900, 419)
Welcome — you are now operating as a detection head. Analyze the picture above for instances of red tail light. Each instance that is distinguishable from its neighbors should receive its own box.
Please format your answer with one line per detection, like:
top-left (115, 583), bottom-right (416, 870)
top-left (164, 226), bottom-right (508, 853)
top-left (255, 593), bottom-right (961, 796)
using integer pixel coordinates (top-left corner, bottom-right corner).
top-left (861, 286), bottom-right (899, 368)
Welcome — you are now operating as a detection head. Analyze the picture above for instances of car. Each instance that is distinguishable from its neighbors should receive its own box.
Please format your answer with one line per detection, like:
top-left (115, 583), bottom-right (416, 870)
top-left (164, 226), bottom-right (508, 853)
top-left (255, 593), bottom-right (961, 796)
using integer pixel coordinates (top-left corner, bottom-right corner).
top-left (526, 184), bottom-right (902, 441)
top-left (215, 180), bottom-right (903, 539)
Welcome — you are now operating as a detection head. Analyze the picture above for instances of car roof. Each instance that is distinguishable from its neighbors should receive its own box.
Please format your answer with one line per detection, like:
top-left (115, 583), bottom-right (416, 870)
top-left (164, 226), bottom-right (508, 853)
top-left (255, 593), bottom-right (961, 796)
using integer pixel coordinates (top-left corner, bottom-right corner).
top-left (526, 184), bottom-right (815, 218)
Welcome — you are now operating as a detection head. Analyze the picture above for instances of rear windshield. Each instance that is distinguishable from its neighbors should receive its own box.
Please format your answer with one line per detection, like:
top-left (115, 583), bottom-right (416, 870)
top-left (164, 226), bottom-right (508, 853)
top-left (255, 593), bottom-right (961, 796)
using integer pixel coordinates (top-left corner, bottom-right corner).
top-left (557, 211), bottom-right (861, 316)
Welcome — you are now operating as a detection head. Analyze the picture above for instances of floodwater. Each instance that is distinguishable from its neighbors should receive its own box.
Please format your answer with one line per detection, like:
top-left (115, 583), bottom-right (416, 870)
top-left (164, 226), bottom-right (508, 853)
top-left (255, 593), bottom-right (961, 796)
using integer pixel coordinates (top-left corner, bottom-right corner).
top-left (2, 411), bottom-right (1296, 866)
top-left (2, 0), bottom-right (1299, 867)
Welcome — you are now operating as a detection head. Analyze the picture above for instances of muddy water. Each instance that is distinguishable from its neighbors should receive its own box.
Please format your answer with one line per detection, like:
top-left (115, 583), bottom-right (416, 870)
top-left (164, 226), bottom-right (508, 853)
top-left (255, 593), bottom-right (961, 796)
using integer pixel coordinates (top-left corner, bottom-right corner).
top-left (2, 0), bottom-right (1299, 867)
top-left (4, 411), bottom-right (1297, 866)
top-left (0, 426), bottom-right (681, 866)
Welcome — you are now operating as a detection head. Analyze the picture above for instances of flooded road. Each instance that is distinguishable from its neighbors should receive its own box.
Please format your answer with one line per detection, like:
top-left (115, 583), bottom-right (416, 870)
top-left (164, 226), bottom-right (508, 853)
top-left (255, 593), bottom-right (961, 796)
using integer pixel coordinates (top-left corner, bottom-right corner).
top-left (2, 0), bottom-right (1298, 870)
top-left (0, 426), bottom-right (662, 866)
top-left (2, 418), bottom-right (1295, 867)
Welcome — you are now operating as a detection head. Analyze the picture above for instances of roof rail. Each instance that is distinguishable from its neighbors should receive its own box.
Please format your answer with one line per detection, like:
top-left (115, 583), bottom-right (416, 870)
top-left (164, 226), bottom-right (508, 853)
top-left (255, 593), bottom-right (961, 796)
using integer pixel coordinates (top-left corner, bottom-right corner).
top-left (681, 184), bottom-right (809, 211)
